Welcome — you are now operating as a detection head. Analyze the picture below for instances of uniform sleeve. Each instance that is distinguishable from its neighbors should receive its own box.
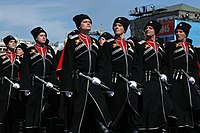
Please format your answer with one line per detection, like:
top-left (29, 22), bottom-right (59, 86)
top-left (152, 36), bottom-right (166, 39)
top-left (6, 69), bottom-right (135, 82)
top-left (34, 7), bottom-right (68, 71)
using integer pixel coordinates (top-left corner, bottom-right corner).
top-left (134, 43), bottom-right (144, 86)
top-left (94, 40), bottom-right (107, 82)
top-left (102, 41), bottom-right (113, 90)
top-left (20, 48), bottom-right (31, 91)
top-left (131, 44), bottom-right (144, 86)
top-left (164, 42), bottom-right (174, 84)
top-left (60, 39), bottom-right (75, 92)
top-left (0, 57), bottom-right (2, 77)
top-left (160, 45), bottom-right (168, 75)
top-left (194, 48), bottom-right (200, 82)
top-left (48, 47), bottom-right (60, 86)
top-left (190, 45), bottom-right (199, 85)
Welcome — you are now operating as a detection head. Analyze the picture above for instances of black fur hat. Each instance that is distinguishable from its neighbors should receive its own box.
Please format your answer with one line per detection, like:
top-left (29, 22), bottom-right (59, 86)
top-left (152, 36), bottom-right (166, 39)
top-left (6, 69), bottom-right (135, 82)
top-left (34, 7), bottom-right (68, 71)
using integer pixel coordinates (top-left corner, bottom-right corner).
top-left (144, 20), bottom-right (162, 35)
top-left (175, 22), bottom-right (191, 37)
top-left (30, 27), bottom-right (47, 40)
top-left (73, 14), bottom-right (92, 30)
top-left (113, 17), bottom-right (130, 33)
top-left (16, 43), bottom-right (28, 51)
top-left (99, 32), bottom-right (113, 40)
top-left (3, 35), bottom-right (17, 46)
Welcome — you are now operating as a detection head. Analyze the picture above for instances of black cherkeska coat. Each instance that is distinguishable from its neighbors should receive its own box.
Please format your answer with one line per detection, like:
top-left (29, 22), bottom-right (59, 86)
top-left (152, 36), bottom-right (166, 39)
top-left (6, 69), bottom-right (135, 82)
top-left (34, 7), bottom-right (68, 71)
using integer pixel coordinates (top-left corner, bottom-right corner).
top-left (102, 36), bottom-right (141, 131)
top-left (60, 30), bottom-right (111, 133)
top-left (20, 44), bottom-right (59, 128)
top-left (0, 52), bottom-right (21, 125)
top-left (165, 40), bottom-right (200, 128)
top-left (136, 40), bottom-right (175, 131)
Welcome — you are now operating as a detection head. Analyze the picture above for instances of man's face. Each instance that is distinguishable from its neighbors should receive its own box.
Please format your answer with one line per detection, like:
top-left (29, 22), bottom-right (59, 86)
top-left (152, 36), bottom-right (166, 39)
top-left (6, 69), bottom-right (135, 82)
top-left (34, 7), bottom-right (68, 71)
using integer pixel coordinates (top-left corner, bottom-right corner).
top-left (36, 32), bottom-right (47, 44)
top-left (113, 23), bottom-right (125, 36)
top-left (79, 19), bottom-right (92, 31)
top-left (144, 26), bottom-right (155, 37)
top-left (175, 29), bottom-right (186, 42)
top-left (7, 39), bottom-right (17, 50)
top-left (16, 47), bottom-right (24, 56)
top-left (98, 37), bottom-right (106, 46)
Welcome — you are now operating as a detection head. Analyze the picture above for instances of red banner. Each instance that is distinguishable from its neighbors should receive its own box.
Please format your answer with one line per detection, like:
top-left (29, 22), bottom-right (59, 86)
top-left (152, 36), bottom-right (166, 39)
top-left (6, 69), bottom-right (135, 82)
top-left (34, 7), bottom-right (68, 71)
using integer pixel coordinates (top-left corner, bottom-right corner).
top-left (158, 19), bottom-right (174, 36)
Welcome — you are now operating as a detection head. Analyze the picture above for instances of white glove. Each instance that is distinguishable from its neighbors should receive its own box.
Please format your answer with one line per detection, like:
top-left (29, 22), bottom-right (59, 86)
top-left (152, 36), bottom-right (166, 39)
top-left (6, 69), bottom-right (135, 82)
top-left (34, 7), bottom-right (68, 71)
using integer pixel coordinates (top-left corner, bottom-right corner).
top-left (108, 91), bottom-right (115, 97)
top-left (92, 77), bottom-right (101, 85)
top-left (129, 81), bottom-right (137, 89)
top-left (160, 74), bottom-right (167, 82)
top-left (65, 91), bottom-right (73, 97)
top-left (24, 90), bottom-right (31, 96)
top-left (46, 82), bottom-right (54, 88)
top-left (189, 77), bottom-right (195, 84)
top-left (12, 83), bottom-right (20, 89)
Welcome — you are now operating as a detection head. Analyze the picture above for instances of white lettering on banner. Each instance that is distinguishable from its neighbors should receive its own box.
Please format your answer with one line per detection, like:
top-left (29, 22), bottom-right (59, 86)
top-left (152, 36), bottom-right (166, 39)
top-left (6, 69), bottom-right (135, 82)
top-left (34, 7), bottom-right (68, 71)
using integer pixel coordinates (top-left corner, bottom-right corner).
top-left (160, 25), bottom-right (170, 34)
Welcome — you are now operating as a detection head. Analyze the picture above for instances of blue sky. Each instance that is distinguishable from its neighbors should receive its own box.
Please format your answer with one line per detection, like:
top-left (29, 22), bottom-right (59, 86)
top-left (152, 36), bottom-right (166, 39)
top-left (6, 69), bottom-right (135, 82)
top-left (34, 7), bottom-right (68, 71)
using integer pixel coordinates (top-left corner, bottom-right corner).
top-left (0, 0), bottom-right (200, 43)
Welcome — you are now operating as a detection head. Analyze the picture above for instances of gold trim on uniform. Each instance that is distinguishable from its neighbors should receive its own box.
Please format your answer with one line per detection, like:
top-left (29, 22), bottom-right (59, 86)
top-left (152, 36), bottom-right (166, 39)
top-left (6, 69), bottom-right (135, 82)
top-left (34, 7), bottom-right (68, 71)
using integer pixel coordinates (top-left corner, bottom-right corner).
top-left (113, 43), bottom-right (119, 48)
top-left (145, 44), bottom-right (150, 49)
top-left (30, 49), bottom-right (36, 54)
top-left (92, 39), bottom-right (95, 43)
top-left (75, 39), bottom-right (81, 45)
top-left (176, 43), bottom-right (182, 47)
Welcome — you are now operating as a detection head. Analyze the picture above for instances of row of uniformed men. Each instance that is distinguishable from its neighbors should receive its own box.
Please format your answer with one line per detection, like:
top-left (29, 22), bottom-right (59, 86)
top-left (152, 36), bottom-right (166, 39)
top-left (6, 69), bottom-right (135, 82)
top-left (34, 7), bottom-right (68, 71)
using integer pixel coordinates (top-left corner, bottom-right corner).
top-left (0, 13), bottom-right (200, 133)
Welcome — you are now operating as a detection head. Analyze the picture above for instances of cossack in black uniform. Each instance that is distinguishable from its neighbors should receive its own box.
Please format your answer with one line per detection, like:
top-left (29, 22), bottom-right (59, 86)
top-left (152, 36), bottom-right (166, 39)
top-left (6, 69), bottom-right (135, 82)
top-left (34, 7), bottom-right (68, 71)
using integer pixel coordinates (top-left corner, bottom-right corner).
top-left (103, 17), bottom-right (141, 133)
top-left (136, 20), bottom-right (175, 132)
top-left (0, 35), bottom-right (21, 133)
top-left (20, 27), bottom-right (59, 133)
top-left (165, 22), bottom-right (200, 133)
top-left (60, 14), bottom-right (111, 133)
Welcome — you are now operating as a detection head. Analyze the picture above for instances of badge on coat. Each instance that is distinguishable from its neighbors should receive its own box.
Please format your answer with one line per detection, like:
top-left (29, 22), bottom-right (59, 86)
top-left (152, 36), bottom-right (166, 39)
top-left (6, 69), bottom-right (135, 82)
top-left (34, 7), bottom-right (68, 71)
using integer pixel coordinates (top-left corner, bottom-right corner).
top-left (176, 43), bottom-right (182, 47)
top-left (113, 43), bottom-right (119, 48)
top-left (145, 44), bottom-right (150, 49)
top-left (75, 39), bottom-right (81, 45)
top-left (30, 49), bottom-right (36, 54)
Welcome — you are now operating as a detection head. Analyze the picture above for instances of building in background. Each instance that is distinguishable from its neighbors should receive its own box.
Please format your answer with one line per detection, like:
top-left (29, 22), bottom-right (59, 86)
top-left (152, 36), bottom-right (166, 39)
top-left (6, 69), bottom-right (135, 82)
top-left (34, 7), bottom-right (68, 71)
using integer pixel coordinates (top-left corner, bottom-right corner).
top-left (129, 3), bottom-right (200, 46)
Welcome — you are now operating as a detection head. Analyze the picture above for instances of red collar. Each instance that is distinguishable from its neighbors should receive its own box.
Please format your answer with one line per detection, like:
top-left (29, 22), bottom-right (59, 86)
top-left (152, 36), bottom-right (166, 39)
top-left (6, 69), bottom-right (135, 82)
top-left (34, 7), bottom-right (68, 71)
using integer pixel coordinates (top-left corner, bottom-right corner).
top-left (180, 41), bottom-right (188, 53)
top-left (146, 40), bottom-right (159, 52)
top-left (78, 33), bottom-right (91, 48)
top-left (6, 50), bottom-right (16, 63)
top-left (115, 37), bottom-right (127, 52)
top-left (35, 44), bottom-right (47, 57)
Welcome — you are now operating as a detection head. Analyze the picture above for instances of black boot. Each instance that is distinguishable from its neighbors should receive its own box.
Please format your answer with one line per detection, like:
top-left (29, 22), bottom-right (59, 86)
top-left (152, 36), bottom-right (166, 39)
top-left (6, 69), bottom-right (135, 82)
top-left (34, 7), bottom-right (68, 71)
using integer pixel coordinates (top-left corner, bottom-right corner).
top-left (26, 128), bottom-right (41, 133)
top-left (0, 124), bottom-right (5, 133)
top-left (96, 120), bottom-right (110, 133)
top-left (167, 116), bottom-right (178, 133)
top-left (46, 118), bottom-right (55, 133)
top-left (64, 129), bottom-right (73, 133)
